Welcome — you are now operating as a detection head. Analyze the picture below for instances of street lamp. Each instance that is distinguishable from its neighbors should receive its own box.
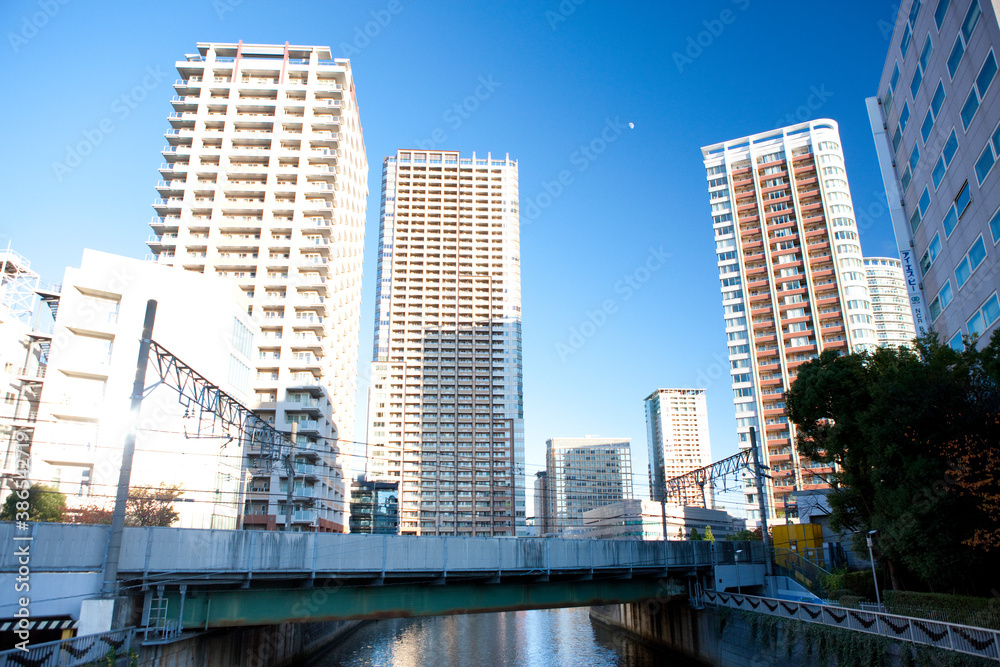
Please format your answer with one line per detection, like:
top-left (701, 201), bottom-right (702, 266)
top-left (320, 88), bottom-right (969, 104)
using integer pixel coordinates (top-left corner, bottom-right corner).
top-left (865, 530), bottom-right (882, 609)
top-left (735, 549), bottom-right (743, 595)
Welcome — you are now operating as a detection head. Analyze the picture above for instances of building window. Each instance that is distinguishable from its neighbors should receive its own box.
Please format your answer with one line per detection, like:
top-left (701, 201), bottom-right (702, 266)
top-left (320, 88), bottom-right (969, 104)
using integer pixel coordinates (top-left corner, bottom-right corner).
top-left (967, 292), bottom-right (1000, 335)
top-left (942, 181), bottom-right (972, 237)
top-left (921, 82), bottom-right (947, 143)
top-left (928, 280), bottom-right (954, 320)
top-left (948, 0), bottom-right (982, 77)
top-left (961, 50), bottom-right (996, 129)
top-left (910, 36), bottom-right (934, 97)
top-left (955, 235), bottom-right (987, 288)
top-left (934, 0), bottom-right (951, 28)
top-left (902, 142), bottom-right (921, 192)
top-left (893, 103), bottom-right (911, 152)
top-left (932, 129), bottom-right (959, 188)
top-left (920, 232), bottom-right (942, 275)
top-left (990, 207), bottom-right (1000, 245)
top-left (909, 186), bottom-right (932, 232)
top-left (885, 63), bottom-right (901, 109)
top-left (975, 121), bottom-right (1000, 184)
top-left (949, 331), bottom-right (964, 350)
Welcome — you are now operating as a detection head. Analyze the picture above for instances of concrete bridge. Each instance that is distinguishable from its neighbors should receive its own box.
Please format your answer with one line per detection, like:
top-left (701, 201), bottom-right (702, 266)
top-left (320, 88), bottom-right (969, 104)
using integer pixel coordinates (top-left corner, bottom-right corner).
top-left (0, 523), bottom-right (765, 633)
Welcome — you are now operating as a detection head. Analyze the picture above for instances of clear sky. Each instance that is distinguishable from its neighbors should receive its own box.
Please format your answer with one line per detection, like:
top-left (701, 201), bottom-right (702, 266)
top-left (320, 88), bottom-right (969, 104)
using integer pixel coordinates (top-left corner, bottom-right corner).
top-left (1, 0), bottom-right (902, 507)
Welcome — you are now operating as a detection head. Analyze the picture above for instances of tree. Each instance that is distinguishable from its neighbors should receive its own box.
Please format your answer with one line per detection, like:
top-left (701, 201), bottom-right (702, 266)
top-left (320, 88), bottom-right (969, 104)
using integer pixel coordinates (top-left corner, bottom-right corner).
top-left (704, 525), bottom-right (716, 543)
top-left (727, 528), bottom-right (763, 541)
top-left (785, 332), bottom-right (1000, 595)
top-left (71, 484), bottom-right (182, 527)
top-left (126, 484), bottom-right (182, 527)
top-left (688, 527), bottom-right (702, 541)
top-left (1, 484), bottom-right (66, 522)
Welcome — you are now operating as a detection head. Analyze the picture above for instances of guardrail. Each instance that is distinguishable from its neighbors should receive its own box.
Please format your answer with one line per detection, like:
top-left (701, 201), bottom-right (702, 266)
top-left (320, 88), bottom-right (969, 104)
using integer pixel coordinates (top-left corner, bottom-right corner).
top-left (0, 628), bottom-right (135, 666)
top-left (701, 590), bottom-right (1000, 661)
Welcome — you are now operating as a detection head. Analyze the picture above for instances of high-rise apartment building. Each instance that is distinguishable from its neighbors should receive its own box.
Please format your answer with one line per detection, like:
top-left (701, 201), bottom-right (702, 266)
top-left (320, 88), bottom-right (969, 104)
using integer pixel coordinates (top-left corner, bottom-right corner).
top-left (146, 43), bottom-right (368, 531)
top-left (701, 120), bottom-right (876, 523)
top-left (366, 149), bottom-right (524, 537)
top-left (869, 0), bottom-right (1000, 349)
top-left (864, 257), bottom-right (918, 347)
top-left (644, 388), bottom-right (713, 508)
top-left (544, 437), bottom-right (633, 536)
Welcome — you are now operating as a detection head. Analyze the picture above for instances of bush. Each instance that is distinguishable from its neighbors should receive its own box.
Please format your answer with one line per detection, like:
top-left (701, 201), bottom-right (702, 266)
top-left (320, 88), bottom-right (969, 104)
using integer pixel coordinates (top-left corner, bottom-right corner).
top-left (838, 595), bottom-right (862, 609)
top-left (883, 591), bottom-right (1000, 629)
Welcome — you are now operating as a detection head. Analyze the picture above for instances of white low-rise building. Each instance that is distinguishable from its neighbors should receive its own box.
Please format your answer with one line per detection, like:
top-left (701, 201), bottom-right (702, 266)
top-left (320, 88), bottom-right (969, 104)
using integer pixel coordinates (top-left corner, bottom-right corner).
top-left (29, 249), bottom-right (258, 529)
top-left (573, 499), bottom-right (746, 541)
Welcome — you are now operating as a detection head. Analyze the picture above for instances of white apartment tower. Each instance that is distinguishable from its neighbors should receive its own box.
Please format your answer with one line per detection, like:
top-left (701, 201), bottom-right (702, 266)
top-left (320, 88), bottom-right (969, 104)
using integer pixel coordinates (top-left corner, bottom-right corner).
top-left (702, 120), bottom-right (878, 523)
top-left (644, 388), bottom-right (713, 508)
top-left (864, 257), bottom-right (918, 348)
top-left (147, 43), bottom-right (368, 531)
top-left (367, 149), bottom-right (524, 537)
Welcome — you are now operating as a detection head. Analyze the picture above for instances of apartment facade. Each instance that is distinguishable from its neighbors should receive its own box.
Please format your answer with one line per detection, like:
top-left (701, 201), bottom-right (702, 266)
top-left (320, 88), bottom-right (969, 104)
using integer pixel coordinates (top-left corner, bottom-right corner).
top-left (701, 120), bottom-right (876, 523)
top-left (366, 149), bottom-right (524, 537)
top-left (545, 437), bottom-right (633, 536)
top-left (146, 42), bottom-right (368, 531)
top-left (577, 500), bottom-right (746, 541)
top-left (644, 388), bottom-right (713, 508)
top-left (869, 0), bottom-right (1000, 349)
top-left (27, 250), bottom-right (258, 529)
top-left (864, 257), bottom-right (919, 347)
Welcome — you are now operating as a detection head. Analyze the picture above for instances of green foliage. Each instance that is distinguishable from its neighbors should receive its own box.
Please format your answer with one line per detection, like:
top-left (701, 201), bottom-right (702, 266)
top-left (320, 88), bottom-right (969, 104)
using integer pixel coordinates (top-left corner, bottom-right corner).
top-left (727, 528), bottom-right (762, 541)
top-left (688, 527), bottom-right (702, 541)
top-left (1, 483), bottom-right (66, 522)
top-left (703, 525), bottom-right (715, 543)
top-left (785, 332), bottom-right (1000, 594)
top-left (883, 590), bottom-right (1000, 630)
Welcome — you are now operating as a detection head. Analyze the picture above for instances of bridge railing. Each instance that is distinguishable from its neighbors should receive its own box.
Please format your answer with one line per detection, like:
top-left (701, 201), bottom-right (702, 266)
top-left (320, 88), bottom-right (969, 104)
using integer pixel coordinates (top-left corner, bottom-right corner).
top-left (700, 590), bottom-right (1000, 661)
top-left (0, 524), bottom-right (744, 581)
top-left (0, 628), bottom-right (135, 667)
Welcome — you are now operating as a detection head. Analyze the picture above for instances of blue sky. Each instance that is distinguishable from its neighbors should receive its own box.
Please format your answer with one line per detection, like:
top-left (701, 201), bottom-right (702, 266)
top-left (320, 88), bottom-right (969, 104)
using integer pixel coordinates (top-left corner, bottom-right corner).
top-left (1, 0), bottom-right (901, 506)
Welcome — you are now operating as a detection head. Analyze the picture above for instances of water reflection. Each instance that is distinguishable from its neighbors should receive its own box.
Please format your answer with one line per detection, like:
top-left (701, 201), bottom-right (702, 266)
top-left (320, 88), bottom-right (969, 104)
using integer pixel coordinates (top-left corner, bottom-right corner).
top-left (309, 607), bottom-right (698, 667)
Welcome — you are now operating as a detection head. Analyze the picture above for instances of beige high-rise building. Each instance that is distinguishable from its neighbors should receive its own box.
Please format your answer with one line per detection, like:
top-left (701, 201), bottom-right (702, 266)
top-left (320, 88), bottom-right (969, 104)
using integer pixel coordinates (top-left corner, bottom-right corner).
top-left (644, 388), bottom-right (713, 508)
top-left (366, 149), bottom-right (524, 537)
top-left (864, 257), bottom-right (918, 348)
top-left (146, 42), bottom-right (368, 531)
top-left (702, 120), bottom-right (877, 524)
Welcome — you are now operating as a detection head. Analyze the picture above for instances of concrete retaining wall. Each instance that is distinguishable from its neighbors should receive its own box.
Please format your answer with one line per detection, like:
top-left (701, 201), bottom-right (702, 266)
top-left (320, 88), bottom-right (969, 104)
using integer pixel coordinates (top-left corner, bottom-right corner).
top-left (137, 619), bottom-right (362, 667)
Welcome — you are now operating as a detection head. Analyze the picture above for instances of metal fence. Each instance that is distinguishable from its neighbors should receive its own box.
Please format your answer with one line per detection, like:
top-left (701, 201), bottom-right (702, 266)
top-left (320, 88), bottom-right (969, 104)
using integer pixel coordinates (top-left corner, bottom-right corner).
top-left (0, 628), bottom-right (135, 667)
top-left (701, 590), bottom-right (1000, 662)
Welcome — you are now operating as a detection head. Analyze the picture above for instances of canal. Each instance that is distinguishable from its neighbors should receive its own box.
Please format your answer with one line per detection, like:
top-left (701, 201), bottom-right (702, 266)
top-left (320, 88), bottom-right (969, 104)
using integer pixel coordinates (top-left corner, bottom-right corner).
top-left (307, 607), bottom-right (701, 666)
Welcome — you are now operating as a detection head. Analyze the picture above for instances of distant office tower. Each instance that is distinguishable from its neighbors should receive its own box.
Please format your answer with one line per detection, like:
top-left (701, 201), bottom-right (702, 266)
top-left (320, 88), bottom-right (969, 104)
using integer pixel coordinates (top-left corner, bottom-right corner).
top-left (869, 0), bottom-right (1000, 348)
top-left (702, 120), bottom-right (877, 523)
top-left (644, 388), bottom-right (713, 508)
top-left (533, 470), bottom-right (550, 535)
top-left (348, 475), bottom-right (399, 534)
top-left (864, 257), bottom-right (918, 347)
top-left (28, 250), bottom-right (258, 528)
top-left (366, 149), bottom-right (524, 537)
top-left (146, 42), bottom-right (368, 531)
top-left (545, 437), bottom-right (632, 535)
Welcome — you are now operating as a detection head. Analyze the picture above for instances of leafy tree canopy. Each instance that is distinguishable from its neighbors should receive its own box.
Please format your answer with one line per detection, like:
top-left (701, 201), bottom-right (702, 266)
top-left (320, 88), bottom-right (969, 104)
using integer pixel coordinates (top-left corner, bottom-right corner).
top-left (1, 483), bottom-right (66, 522)
top-left (785, 332), bottom-right (1000, 594)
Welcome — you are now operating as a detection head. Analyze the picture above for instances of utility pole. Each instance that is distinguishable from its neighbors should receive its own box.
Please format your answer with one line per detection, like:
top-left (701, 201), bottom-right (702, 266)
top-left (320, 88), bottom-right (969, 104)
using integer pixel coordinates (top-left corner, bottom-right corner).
top-left (749, 427), bottom-right (773, 577)
top-left (102, 300), bottom-right (156, 599)
top-left (284, 422), bottom-right (298, 531)
top-left (660, 470), bottom-right (669, 567)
